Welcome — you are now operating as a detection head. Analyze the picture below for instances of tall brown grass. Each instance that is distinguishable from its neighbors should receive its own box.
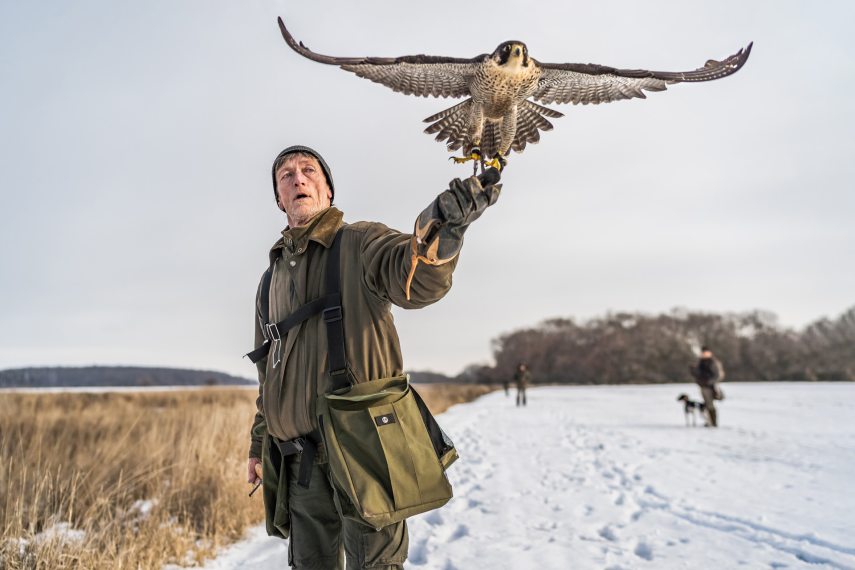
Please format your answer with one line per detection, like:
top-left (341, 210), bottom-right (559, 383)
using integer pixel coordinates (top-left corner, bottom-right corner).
top-left (0, 389), bottom-right (262, 569)
top-left (0, 383), bottom-right (494, 569)
top-left (415, 383), bottom-right (495, 415)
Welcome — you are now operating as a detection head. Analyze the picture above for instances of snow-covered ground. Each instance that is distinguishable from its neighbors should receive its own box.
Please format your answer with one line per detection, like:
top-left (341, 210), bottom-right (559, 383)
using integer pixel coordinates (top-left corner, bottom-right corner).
top-left (189, 383), bottom-right (855, 569)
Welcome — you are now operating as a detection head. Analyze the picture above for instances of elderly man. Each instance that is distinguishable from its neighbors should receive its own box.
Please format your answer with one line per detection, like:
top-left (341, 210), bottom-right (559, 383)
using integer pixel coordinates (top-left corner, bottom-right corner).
top-left (246, 145), bottom-right (500, 569)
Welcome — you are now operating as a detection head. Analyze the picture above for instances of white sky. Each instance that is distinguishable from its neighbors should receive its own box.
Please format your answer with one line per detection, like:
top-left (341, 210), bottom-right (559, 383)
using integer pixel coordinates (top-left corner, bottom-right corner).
top-left (1, 1), bottom-right (853, 378)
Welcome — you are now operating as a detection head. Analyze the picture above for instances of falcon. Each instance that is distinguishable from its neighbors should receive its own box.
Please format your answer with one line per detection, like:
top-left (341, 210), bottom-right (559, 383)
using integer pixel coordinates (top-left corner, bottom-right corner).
top-left (277, 17), bottom-right (752, 170)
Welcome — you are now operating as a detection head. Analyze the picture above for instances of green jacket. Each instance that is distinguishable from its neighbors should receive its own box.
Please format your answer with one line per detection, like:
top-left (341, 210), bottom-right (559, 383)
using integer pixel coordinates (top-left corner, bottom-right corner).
top-left (249, 206), bottom-right (458, 458)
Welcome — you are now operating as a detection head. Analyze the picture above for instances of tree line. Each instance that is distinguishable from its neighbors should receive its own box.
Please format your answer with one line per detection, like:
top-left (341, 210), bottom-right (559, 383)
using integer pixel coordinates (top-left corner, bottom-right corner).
top-left (460, 306), bottom-right (855, 385)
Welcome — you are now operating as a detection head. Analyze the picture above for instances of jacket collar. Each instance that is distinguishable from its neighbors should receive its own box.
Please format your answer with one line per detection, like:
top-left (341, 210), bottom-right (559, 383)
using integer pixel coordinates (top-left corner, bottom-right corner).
top-left (270, 207), bottom-right (343, 261)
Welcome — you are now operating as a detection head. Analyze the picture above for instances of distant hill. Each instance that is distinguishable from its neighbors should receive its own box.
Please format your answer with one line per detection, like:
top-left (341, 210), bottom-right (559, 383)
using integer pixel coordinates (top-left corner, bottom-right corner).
top-left (407, 370), bottom-right (455, 384)
top-left (0, 366), bottom-right (255, 389)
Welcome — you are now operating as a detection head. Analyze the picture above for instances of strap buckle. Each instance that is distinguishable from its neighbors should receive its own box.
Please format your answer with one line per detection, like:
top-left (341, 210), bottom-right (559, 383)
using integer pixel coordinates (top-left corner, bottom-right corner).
top-left (274, 436), bottom-right (304, 456)
top-left (322, 306), bottom-right (342, 323)
top-left (265, 322), bottom-right (281, 341)
top-left (266, 322), bottom-right (282, 368)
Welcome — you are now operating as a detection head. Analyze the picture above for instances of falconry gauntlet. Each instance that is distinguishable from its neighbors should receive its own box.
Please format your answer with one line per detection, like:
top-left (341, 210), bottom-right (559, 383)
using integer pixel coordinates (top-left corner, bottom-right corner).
top-left (405, 169), bottom-right (501, 299)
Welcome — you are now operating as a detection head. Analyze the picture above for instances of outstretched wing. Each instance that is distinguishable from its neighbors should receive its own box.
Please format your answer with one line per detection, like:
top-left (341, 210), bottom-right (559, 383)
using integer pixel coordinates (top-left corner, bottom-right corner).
top-left (532, 43), bottom-right (752, 105)
top-left (278, 17), bottom-right (481, 98)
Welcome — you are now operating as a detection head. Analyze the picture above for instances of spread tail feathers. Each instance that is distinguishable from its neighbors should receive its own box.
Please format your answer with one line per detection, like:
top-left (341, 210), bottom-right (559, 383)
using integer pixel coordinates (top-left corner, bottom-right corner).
top-left (423, 99), bottom-right (563, 159)
top-left (509, 100), bottom-right (563, 153)
top-left (423, 99), bottom-right (473, 153)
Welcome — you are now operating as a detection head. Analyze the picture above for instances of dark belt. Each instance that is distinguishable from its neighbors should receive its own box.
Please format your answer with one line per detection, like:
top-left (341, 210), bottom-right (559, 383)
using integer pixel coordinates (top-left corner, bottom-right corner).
top-left (272, 430), bottom-right (321, 489)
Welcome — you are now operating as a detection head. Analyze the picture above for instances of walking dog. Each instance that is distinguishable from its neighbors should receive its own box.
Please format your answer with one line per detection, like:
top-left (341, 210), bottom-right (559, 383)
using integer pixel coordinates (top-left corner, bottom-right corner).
top-left (677, 394), bottom-right (706, 427)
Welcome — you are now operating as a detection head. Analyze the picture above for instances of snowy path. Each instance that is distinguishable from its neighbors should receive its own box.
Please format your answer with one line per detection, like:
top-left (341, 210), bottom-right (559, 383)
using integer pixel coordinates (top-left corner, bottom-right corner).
top-left (190, 383), bottom-right (855, 569)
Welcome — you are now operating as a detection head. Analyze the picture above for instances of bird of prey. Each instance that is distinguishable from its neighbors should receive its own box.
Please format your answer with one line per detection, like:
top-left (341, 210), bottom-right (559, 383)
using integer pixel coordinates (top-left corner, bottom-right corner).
top-left (277, 17), bottom-right (752, 170)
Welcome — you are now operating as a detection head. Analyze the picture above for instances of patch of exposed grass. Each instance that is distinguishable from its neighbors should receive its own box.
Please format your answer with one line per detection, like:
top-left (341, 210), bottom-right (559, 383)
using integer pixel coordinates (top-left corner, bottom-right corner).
top-left (0, 383), bottom-right (494, 568)
top-left (0, 389), bottom-right (261, 569)
top-left (414, 383), bottom-right (496, 415)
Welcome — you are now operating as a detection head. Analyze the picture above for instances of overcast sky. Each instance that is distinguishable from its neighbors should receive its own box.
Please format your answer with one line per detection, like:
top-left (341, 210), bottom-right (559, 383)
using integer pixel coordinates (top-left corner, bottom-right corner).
top-left (1, 0), bottom-right (853, 379)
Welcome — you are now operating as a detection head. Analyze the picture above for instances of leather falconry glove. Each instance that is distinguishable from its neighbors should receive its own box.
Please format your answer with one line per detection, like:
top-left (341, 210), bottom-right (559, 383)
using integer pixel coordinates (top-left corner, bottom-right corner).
top-left (405, 168), bottom-right (502, 299)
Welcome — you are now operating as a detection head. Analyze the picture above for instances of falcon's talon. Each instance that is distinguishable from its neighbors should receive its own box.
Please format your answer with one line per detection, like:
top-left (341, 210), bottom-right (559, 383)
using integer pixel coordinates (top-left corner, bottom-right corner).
top-left (451, 149), bottom-right (482, 165)
top-left (485, 155), bottom-right (505, 171)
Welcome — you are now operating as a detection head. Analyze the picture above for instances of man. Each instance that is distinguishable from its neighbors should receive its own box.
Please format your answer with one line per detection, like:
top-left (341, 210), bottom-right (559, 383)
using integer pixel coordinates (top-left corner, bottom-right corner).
top-left (514, 362), bottom-right (530, 407)
top-left (689, 346), bottom-right (725, 427)
top-left (246, 145), bottom-right (501, 569)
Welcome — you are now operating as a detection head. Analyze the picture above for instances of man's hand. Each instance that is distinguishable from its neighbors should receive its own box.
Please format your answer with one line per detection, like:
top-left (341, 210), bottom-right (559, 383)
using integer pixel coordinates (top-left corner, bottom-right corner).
top-left (248, 457), bottom-right (262, 484)
top-left (436, 167), bottom-right (502, 231)
top-left (405, 168), bottom-right (502, 298)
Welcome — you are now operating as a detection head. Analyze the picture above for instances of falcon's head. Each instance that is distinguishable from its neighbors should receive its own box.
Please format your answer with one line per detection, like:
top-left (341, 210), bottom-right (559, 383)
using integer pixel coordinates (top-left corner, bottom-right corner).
top-left (491, 41), bottom-right (529, 68)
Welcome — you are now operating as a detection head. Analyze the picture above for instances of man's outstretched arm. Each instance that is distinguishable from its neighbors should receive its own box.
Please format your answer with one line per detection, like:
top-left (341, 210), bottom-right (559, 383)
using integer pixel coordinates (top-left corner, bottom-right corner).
top-left (361, 168), bottom-right (502, 307)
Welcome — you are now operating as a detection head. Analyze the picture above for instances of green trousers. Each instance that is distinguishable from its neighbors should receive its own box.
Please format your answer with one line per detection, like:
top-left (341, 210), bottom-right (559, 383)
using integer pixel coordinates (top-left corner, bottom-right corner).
top-left (262, 434), bottom-right (408, 569)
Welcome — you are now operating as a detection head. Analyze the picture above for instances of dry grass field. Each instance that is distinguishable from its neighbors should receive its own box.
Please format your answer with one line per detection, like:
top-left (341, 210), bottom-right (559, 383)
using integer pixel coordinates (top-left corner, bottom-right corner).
top-left (0, 383), bottom-right (494, 569)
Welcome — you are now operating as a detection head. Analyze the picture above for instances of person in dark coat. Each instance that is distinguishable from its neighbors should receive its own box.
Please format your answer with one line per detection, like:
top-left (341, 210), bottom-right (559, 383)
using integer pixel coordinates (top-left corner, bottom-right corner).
top-left (689, 346), bottom-right (725, 427)
top-left (514, 362), bottom-right (531, 407)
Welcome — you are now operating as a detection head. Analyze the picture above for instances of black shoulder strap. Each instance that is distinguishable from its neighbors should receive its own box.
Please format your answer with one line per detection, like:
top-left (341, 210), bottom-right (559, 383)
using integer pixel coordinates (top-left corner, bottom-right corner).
top-left (259, 266), bottom-right (273, 329)
top-left (244, 265), bottom-right (275, 364)
top-left (322, 229), bottom-right (350, 391)
top-left (245, 228), bottom-right (350, 395)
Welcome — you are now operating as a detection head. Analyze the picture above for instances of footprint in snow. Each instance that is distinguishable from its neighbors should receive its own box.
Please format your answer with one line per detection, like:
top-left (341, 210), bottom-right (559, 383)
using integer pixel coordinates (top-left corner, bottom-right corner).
top-left (408, 538), bottom-right (429, 565)
top-left (449, 525), bottom-right (469, 541)
top-left (634, 541), bottom-right (654, 561)
top-left (423, 510), bottom-right (443, 526)
top-left (598, 525), bottom-right (619, 542)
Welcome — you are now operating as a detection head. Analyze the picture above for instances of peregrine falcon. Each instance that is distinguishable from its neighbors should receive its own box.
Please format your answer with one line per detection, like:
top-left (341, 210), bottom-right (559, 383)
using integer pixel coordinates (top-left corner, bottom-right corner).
top-left (278, 17), bottom-right (752, 169)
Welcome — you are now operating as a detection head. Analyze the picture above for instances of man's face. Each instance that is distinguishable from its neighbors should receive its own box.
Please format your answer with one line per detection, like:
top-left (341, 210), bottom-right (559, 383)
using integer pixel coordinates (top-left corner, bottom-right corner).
top-left (702, 350), bottom-right (712, 358)
top-left (275, 154), bottom-right (332, 227)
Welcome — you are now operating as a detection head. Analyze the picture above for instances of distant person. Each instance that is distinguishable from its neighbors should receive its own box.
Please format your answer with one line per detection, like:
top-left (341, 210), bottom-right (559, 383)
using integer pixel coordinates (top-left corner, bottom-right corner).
top-left (689, 346), bottom-right (725, 427)
top-left (514, 362), bottom-right (531, 407)
top-left (502, 378), bottom-right (510, 397)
